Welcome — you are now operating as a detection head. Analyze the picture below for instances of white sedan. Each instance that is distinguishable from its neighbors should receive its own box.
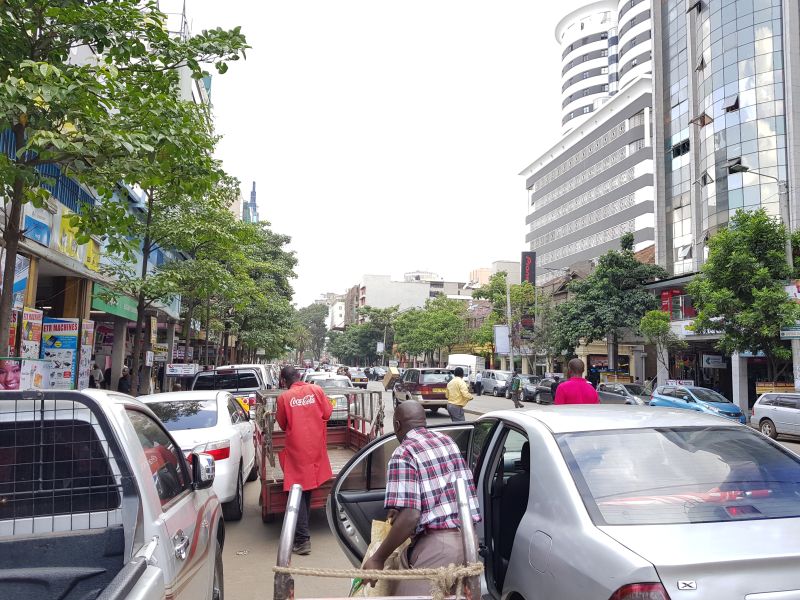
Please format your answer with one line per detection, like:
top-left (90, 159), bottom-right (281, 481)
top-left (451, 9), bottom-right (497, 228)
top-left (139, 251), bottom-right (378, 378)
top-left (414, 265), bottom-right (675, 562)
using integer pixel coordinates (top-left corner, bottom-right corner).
top-left (141, 390), bottom-right (257, 521)
top-left (303, 373), bottom-right (354, 424)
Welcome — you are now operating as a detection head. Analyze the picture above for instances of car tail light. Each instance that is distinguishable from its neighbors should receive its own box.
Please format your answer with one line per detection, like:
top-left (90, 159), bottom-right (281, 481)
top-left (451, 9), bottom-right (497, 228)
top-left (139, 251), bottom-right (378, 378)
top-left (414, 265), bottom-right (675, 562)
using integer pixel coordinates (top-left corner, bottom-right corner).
top-left (194, 439), bottom-right (231, 461)
top-left (609, 583), bottom-right (671, 600)
top-left (247, 393), bottom-right (257, 406)
top-left (419, 385), bottom-right (432, 395)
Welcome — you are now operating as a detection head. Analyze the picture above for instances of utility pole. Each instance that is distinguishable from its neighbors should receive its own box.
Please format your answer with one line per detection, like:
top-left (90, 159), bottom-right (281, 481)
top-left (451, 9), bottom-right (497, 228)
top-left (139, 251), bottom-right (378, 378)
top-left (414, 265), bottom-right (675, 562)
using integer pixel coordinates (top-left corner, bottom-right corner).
top-left (506, 278), bottom-right (514, 372)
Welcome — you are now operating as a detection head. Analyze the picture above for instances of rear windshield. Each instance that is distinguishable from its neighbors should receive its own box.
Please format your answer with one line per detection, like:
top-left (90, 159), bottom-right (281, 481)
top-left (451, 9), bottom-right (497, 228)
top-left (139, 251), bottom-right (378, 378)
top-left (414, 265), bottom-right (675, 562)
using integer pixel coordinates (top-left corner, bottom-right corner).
top-left (315, 379), bottom-right (350, 390)
top-left (149, 400), bottom-right (218, 430)
top-left (193, 371), bottom-right (260, 391)
top-left (559, 427), bottom-right (800, 525)
top-left (623, 384), bottom-right (648, 395)
top-left (421, 371), bottom-right (453, 384)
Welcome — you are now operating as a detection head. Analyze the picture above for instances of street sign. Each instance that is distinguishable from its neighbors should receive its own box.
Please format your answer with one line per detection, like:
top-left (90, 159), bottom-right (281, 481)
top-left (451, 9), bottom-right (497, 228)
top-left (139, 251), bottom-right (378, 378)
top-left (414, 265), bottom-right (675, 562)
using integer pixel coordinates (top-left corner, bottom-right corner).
top-left (781, 325), bottom-right (800, 340)
top-left (701, 354), bottom-right (726, 369)
top-left (165, 363), bottom-right (199, 377)
top-left (376, 342), bottom-right (385, 353)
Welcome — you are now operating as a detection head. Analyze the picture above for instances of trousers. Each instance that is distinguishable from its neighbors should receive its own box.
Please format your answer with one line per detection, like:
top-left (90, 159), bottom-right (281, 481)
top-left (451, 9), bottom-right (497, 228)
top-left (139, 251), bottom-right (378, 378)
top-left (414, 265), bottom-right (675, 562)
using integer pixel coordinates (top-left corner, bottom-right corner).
top-left (396, 529), bottom-right (468, 597)
top-left (446, 403), bottom-right (466, 422)
top-left (294, 490), bottom-right (312, 544)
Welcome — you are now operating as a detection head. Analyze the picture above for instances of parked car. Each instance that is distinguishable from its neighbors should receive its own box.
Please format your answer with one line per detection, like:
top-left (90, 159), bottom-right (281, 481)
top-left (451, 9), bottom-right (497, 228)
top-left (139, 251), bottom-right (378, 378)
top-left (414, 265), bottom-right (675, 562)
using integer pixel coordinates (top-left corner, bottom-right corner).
top-left (504, 374), bottom-right (540, 400)
top-left (481, 370), bottom-right (513, 397)
top-left (753, 392), bottom-right (800, 439)
top-left (227, 362), bottom-right (278, 389)
top-left (532, 376), bottom-right (562, 404)
top-left (392, 367), bottom-right (453, 411)
top-left (302, 373), bottom-right (354, 424)
top-left (0, 390), bottom-right (223, 600)
top-left (597, 382), bottom-right (650, 405)
top-left (190, 366), bottom-right (267, 414)
top-left (650, 385), bottom-right (746, 423)
top-left (349, 368), bottom-right (368, 388)
top-left (328, 405), bottom-right (800, 599)
top-left (141, 390), bottom-right (257, 521)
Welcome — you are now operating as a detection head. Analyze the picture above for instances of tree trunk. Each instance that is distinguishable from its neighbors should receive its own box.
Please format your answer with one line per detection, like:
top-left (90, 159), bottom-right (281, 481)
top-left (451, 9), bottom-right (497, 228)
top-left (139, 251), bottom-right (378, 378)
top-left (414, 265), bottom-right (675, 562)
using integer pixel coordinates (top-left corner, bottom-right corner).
top-left (203, 293), bottom-right (211, 366)
top-left (0, 125), bottom-right (27, 354)
top-left (130, 189), bottom-right (155, 397)
top-left (182, 299), bottom-right (196, 364)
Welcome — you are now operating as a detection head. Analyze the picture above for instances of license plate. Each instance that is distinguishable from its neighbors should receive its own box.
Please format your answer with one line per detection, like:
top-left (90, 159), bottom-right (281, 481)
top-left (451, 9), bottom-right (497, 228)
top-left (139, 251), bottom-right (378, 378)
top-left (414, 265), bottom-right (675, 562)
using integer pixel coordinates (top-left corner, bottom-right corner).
top-left (433, 388), bottom-right (446, 394)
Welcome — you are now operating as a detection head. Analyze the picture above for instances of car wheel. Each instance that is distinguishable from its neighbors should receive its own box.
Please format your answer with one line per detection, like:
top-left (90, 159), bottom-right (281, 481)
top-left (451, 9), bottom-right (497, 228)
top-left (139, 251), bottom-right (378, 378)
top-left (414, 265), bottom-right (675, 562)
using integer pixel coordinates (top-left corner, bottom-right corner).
top-left (223, 467), bottom-right (244, 521)
top-left (760, 418), bottom-right (778, 439)
top-left (246, 462), bottom-right (258, 482)
top-left (392, 392), bottom-right (399, 407)
top-left (534, 392), bottom-right (541, 404)
top-left (493, 387), bottom-right (499, 397)
top-left (212, 539), bottom-right (224, 600)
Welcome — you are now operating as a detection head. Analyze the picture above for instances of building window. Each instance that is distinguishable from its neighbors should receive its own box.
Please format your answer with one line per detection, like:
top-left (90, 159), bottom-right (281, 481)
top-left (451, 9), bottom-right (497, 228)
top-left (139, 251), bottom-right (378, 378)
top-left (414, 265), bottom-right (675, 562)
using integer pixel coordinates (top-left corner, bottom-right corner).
top-left (672, 139), bottom-right (690, 158)
top-left (602, 84), bottom-right (609, 91)
top-left (583, 106), bottom-right (591, 114)
top-left (724, 94), bottom-right (740, 113)
top-left (601, 49), bottom-right (608, 57)
top-left (601, 67), bottom-right (608, 74)
top-left (601, 32), bottom-right (608, 39)
top-left (631, 58), bottom-right (638, 67)
top-left (583, 72), bottom-right (590, 79)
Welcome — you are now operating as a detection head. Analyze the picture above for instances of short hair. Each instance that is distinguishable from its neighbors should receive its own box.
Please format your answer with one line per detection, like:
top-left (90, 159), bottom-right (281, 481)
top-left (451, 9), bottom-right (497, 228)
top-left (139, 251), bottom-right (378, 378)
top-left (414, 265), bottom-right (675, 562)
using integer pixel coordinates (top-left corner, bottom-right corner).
top-left (567, 358), bottom-right (585, 377)
top-left (454, 367), bottom-right (464, 377)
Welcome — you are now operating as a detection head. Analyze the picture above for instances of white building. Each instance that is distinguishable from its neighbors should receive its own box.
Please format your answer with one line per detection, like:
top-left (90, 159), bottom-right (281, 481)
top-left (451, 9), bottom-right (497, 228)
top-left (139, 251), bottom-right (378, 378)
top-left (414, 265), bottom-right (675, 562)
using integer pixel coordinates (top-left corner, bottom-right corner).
top-left (327, 300), bottom-right (346, 330)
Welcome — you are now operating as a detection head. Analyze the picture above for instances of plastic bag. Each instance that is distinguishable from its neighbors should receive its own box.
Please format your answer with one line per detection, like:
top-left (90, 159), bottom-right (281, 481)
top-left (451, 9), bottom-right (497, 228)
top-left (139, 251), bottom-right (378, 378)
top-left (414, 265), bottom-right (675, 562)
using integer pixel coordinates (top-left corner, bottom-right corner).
top-left (349, 519), bottom-right (411, 597)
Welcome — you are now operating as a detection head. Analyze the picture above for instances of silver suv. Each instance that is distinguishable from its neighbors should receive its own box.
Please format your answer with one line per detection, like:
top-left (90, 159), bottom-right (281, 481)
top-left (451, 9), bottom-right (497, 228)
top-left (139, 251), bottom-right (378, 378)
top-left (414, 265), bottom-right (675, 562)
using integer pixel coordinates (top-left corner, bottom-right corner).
top-left (481, 370), bottom-right (513, 397)
top-left (753, 392), bottom-right (800, 439)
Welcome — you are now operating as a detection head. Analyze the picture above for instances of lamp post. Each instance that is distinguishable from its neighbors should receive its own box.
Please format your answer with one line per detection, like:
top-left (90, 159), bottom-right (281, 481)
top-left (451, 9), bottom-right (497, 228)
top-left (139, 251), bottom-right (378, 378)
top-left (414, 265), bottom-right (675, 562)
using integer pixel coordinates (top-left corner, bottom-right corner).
top-left (727, 161), bottom-right (799, 391)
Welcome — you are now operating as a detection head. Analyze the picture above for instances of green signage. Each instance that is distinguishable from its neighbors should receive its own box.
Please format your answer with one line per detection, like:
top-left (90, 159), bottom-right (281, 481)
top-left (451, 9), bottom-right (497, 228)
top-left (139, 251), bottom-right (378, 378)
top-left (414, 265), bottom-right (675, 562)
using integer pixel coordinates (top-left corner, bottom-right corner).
top-left (91, 284), bottom-right (138, 321)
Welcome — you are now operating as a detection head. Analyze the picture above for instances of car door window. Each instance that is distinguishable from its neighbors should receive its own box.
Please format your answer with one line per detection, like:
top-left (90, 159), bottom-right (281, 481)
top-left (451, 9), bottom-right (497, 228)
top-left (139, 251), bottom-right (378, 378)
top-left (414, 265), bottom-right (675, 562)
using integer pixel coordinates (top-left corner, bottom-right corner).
top-left (778, 396), bottom-right (800, 409)
top-left (127, 409), bottom-right (190, 508)
top-left (227, 398), bottom-right (241, 424)
top-left (759, 395), bottom-right (775, 406)
top-left (469, 419), bottom-right (497, 473)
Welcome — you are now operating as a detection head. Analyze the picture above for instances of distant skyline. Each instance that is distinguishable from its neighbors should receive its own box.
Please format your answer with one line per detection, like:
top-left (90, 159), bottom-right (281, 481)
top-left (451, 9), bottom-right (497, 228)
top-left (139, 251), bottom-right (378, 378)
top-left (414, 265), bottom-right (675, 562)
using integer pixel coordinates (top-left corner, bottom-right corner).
top-left (188, 0), bottom-right (586, 305)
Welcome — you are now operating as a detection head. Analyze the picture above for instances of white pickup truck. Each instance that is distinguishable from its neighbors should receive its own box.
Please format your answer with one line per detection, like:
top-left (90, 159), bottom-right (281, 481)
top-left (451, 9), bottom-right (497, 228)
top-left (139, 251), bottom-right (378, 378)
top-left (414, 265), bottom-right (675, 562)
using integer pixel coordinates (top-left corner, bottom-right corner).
top-left (0, 389), bottom-right (225, 600)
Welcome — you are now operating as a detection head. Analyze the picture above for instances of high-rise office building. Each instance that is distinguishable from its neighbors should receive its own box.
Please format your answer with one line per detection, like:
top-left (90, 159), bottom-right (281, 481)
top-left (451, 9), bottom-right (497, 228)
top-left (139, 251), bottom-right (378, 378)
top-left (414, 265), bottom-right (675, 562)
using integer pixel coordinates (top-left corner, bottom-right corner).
top-left (243, 181), bottom-right (260, 223)
top-left (653, 0), bottom-right (800, 276)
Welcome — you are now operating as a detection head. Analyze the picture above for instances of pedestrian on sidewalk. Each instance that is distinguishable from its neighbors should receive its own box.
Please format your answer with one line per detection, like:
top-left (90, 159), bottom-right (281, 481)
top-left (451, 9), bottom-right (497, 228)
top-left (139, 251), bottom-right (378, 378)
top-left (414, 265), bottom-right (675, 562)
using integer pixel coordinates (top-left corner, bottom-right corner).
top-left (276, 365), bottom-right (333, 556)
top-left (445, 367), bottom-right (473, 422)
top-left (362, 401), bottom-right (481, 596)
top-left (117, 366), bottom-right (131, 394)
top-left (474, 370), bottom-right (482, 396)
top-left (554, 358), bottom-right (599, 405)
top-left (510, 371), bottom-right (524, 408)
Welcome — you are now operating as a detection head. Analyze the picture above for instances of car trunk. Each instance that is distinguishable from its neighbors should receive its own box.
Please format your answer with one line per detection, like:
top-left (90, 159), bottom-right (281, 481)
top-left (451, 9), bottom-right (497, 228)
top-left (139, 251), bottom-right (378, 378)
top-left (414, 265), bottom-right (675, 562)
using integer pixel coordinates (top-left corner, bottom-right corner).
top-left (600, 519), bottom-right (800, 598)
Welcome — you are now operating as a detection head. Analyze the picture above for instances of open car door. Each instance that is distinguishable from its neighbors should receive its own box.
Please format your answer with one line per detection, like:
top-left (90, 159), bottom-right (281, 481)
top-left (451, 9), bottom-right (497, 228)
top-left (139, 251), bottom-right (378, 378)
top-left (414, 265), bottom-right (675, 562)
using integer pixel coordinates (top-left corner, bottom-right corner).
top-left (326, 423), bottom-right (475, 566)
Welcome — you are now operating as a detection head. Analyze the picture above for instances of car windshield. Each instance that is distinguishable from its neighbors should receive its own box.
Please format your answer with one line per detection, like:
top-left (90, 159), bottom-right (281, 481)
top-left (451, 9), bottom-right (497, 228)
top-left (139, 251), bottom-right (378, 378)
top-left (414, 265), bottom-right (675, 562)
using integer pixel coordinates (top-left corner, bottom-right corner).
top-left (149, 400), bottom-right (218, 431)
top-left (421, 371), bottom-right (452, 384)
top-left (623, 384), bottom-right (648, 395)
top-left (314, 378), bottom-right (350, 389)
top-left (495, 373), bottom-right (510, 381)
top-left (558, 426), bottom-right (800, 526)
top-left (691, 388), bottom-right (731, 403)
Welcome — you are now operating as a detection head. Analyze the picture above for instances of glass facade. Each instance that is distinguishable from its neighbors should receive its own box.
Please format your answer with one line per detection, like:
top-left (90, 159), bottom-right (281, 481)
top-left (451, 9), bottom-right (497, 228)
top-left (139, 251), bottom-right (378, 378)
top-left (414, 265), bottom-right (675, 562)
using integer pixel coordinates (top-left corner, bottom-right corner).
top-left (661, 0), bottom-right (788, 275)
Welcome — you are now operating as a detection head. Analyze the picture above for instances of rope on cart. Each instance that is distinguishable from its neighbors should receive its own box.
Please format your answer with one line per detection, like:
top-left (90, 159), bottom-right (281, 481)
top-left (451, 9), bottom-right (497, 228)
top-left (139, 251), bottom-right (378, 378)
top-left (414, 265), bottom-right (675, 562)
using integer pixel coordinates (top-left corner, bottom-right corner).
top-left (273, 562), bottom-right (483, 600)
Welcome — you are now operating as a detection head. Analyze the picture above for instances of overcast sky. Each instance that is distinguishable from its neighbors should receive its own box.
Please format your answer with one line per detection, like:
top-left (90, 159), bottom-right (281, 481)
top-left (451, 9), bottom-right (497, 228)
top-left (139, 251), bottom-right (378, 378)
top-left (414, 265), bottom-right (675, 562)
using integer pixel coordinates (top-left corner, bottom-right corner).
top-left (187, 1), bottom-right (583, 306)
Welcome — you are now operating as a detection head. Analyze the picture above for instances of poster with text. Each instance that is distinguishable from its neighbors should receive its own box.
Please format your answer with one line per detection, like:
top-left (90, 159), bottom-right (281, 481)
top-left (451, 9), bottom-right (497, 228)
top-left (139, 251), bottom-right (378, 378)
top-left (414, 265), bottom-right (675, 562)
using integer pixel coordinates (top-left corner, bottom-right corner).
top-left (95, 322), bottom-right (114, 354)
top-left (78, 319), bottom-right (95, 389)
top-left (20, 308), bottom-right (43, 359)
top-left (41, 318), bottom-right (80, 389)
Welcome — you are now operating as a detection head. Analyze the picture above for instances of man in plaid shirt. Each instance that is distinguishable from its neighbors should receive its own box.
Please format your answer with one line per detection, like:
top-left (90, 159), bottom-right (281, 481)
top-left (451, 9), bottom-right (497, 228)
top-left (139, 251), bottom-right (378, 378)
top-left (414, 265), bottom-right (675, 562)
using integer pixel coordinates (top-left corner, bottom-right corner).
top-left (363, 400), bottom-right (480, 596)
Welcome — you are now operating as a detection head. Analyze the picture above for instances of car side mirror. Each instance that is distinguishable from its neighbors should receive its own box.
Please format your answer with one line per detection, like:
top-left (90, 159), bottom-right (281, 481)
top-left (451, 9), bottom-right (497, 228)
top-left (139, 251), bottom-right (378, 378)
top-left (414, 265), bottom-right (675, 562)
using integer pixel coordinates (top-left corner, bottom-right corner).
top-left (192, 453), bottom-right (215, 490)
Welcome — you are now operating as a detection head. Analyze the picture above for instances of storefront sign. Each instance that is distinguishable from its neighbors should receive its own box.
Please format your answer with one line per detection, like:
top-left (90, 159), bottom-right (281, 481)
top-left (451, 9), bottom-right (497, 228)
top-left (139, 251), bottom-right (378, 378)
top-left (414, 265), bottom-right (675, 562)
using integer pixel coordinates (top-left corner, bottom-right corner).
top-left (153, 343), bottom-right (169, 362)
top-left (666, 379), bottom-right (695, 386)
top-left (22, 204), bottom-right (52, 247)
top-left (701, 354), bottom-right (726, 369)
top-left (84, 239), bottom-right (100, 271)
top-left (172, 345), bottom-right (194, 361)
top-left (41, 318), bottom-right (80, 389)
top-left (520, 251), bottom-right (536, 285)
top-left (91, 283), bottom-right (138, 321)
top-left (165, 363), bottom-right (199, 377)
top-left (781, 325), bottom-right (800, 340)
top-left (150, 316), bottom-right (158, 346)
top-left (20, 308), bottom-right (43, 359)
top-left (78, 320), bottom-right (95, 389)
top-left (57, 212), bottom-right (80, 258)
top-left (95, 322), bottom-right (115, 354)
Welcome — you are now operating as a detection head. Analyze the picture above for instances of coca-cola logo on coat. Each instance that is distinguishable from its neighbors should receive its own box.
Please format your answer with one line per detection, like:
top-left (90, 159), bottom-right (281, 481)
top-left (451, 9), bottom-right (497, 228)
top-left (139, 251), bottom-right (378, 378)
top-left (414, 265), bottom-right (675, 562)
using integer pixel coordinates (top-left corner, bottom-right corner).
top-left (289, 394), bottom-right (316, 407)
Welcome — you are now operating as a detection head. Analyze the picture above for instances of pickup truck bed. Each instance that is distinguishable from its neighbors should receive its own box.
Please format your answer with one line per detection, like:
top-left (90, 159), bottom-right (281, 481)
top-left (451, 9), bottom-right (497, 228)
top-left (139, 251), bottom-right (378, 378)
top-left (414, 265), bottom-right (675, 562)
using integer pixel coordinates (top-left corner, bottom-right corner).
top-left (264, 447), bottom-right (355, 482)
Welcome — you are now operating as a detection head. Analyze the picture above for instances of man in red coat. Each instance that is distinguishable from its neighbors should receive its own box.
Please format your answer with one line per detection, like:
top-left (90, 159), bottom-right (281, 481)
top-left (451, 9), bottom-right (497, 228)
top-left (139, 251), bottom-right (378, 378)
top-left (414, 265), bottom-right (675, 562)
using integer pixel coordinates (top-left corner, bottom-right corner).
top-left (276, 365), bottom-right (333, 555)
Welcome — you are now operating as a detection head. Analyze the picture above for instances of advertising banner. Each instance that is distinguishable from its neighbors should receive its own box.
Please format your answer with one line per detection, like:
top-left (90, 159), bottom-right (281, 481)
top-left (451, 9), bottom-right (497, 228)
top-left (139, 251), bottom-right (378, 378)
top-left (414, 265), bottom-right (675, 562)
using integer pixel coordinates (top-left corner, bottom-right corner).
top-left (41, 318), bottom-right (80, 389)
top-left (520, 251), bottom-right (536, 285)
top-left (150, 316), bottom-right (158, 346)
top-left (8, 309), bottom-right (18, 356)
top-left (78, 320), bottom-right (95, 389)
top-left (0, 357), bottom-right (49, 390)
top-left (0, 251), bottom-right (30, 311)
top-left (173, 344), bottom-right (194, 361)
top-left (153, 343), bottom-right (169, 362)
top-left (95, 322), bottom-right (115, 354)
top-left (165, 363), bottom-right (199, 377)
top-left (20, 308), bottom-right (43, 359)
top-left (493, 324), bottom-right (510, 355)
top-left (22, 204), bottom-right (53, 247)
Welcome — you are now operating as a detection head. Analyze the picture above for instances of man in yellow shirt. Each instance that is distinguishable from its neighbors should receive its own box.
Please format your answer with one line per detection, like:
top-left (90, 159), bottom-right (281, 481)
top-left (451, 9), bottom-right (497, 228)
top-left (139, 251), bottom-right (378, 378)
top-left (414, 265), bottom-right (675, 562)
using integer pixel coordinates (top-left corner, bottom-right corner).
top-left (445, 367), bottom-right (473, 422)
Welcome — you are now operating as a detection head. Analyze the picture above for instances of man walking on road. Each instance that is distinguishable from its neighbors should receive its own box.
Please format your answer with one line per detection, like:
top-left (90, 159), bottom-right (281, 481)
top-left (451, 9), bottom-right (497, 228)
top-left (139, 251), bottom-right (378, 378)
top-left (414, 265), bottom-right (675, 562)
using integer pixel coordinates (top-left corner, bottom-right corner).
top-left (362, 401), bottom-right (481, 596)
top-left (510, 371), bottom-right (523, 408)
top-left (445, 367), bottom-right (473, 422)
top-left (276, 365), bottom-right (333, 555)
top-left (554, 358), bottom-right (599, 405)
top-left (474, 370), bottom-right (482, 396)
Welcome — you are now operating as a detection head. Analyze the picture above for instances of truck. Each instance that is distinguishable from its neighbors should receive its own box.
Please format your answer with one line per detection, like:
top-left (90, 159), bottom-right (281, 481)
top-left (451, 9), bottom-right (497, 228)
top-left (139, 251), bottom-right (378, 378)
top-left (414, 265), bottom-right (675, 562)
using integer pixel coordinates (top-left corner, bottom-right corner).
top-left (255, 387), bottom-right (384, 523)
top-left (0, 389), bottom-right (225, 600)
top-left (446, 353), bottom-right (486, 387)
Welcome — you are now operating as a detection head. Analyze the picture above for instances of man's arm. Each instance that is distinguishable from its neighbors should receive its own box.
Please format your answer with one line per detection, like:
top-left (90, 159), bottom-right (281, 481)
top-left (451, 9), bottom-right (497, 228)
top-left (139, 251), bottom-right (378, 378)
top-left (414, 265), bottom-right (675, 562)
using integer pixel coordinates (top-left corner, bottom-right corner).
top-left (553, 383), bottom-right (565, 405)
top-left (362, 508), bottom-right (420, 576)
top-left (315, 385), bottom-right (333, 420)
top-left (459, 378), bottom-right (473, 402)
top-left (276, 395), bottom-right (288, 429)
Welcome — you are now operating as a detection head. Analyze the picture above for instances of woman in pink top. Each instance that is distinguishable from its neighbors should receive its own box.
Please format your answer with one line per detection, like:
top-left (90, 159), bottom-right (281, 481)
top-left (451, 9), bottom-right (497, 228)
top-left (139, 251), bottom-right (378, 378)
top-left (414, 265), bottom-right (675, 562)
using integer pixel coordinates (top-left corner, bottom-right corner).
top-left (554, 358), bottom-right (600, 405)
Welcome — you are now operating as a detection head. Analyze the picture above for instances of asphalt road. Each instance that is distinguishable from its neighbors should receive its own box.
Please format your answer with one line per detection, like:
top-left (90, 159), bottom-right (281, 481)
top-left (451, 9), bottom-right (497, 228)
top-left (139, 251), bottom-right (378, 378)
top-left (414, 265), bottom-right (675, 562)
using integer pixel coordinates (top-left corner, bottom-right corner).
top-left (223, 383), bottom-right (800, 599)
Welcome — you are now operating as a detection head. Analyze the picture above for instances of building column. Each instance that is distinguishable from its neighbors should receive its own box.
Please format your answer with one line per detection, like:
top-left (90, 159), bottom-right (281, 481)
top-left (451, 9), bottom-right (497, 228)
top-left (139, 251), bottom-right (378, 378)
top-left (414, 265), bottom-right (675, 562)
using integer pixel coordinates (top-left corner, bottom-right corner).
top-left (576, 345), bottom-right (589, 377)
top-left (657, 346), bottom-right (670, 386)
top-left (110, 316), bottom-right (127, 391)
top-left (499, 356), bottom-right (507, 371)
top-left (165, 320), bottom-right (177, 393)
top-left (24, 256), bottom-right (39, 308)
top-left (62, 277), bottom-right (92, 320)
top-left (630, 346), bottom-right (645, 382)
top-left (731, 352), bottom-right (749, 416)
top-left (521, 356), bottom-right (530, 375)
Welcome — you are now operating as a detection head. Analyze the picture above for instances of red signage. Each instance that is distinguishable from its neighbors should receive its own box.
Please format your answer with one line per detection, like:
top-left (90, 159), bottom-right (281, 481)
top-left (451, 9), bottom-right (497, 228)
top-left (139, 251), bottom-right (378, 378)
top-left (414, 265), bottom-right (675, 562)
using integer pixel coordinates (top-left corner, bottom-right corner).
top-left (521, 251), bottom-right (536, 285)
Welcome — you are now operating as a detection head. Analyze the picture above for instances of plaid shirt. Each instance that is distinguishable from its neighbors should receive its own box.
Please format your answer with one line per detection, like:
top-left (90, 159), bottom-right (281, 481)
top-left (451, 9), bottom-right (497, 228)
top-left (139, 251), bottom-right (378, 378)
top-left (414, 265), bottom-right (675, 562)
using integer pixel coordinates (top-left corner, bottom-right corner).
top-left (385, 427), bottom-right (481, 533)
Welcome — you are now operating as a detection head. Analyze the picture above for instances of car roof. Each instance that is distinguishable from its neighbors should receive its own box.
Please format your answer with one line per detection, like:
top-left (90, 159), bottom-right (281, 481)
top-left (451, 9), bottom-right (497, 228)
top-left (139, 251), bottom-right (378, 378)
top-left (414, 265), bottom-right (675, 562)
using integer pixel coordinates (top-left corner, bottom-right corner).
top-left (495, 405), bottom-right (738, 434)
top-left (139, 390), bottom-right (229, 403)
top-left (416, 367), bottom-right (453, 372)
top-left (307, 373), bottom-right (350, 381)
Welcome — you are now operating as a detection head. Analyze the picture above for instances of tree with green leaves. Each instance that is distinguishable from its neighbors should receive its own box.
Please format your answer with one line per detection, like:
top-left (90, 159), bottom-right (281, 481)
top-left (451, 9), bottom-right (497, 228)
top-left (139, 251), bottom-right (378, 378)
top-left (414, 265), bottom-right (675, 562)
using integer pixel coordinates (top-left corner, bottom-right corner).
top-left (557, 232), bottom-right (667, 370)
top-left (688, 209), bottom-right (800, 381)
top-left (358, 305), bottom-right (399, 363)
top-left (0, 0), bottom-right (248, 357)
top-left (393, 297), bottom-right (468, 365)
top-left (639, 309), bottom-right (686, 383)
top-left (296, 303), bottom-right (329, 360)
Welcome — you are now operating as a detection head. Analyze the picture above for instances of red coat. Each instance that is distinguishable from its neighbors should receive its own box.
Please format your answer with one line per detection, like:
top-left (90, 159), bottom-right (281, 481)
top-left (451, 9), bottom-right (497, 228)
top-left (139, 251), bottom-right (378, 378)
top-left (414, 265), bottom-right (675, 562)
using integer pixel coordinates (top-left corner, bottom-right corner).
top-left (276, 381), bottom-right (333, 492)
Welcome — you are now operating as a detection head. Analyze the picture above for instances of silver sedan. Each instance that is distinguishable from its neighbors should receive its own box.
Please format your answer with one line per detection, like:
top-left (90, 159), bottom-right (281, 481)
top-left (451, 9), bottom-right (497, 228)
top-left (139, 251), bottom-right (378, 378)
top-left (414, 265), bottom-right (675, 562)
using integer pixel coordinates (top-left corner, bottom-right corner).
top-left (328, 405), bottom-right (800, 599)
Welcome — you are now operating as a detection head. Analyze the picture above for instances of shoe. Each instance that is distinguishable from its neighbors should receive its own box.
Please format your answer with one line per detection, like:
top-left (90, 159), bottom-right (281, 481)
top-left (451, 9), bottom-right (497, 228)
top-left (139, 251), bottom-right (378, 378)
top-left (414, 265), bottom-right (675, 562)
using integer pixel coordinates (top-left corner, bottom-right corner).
top-left (292, 541), bottom-right (311, 555)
